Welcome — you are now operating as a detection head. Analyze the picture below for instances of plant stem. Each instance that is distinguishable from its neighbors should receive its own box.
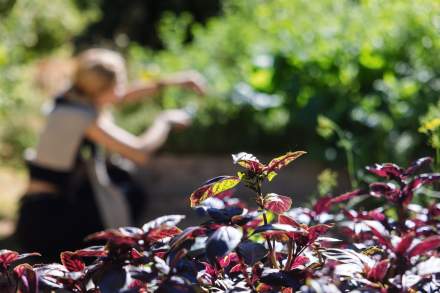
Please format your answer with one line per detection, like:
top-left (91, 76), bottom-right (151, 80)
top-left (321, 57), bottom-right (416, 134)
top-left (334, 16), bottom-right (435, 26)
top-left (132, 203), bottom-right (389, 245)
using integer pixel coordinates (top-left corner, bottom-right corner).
top-left (285, 239), bottom-right (294, 271)
top-left (262, 212), bottom-right (279, 269)
top-left (256, 182), bottom-right (279, 269)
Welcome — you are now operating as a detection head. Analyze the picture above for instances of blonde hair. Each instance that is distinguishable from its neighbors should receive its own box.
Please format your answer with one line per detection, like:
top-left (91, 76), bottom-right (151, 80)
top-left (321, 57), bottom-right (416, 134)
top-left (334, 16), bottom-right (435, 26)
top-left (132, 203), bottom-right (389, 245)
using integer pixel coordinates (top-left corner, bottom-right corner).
top-left (73, 48), bottom-right (127, 98)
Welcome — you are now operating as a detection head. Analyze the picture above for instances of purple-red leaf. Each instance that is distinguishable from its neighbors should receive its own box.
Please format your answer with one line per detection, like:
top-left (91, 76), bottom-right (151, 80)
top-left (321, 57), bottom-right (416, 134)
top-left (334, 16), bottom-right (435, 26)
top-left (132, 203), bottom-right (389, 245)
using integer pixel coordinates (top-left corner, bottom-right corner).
top-left (190, 176), bottom-right (241, 207)
top-left (394, 232), bottom-right (415, 255)
top-left (404, 157), bottom-right (433, 176)
top-left (402, 173), bottom-right (440, 206)
top-left (85, 228), bottom-right (140, 246)
top-left (146, 227), bottom-right (182, 243)
top-left (142, 215), bottom-right (185, 233)
top-left (312, 196), bottom-right (333, 214)
top-left (367, 259), bottom-right (389, 282)
top-left (232, 152), bottom-right (266, 174)
top-left (206, 226), bottom-right (243, 262)
top-left (74, 246), bottom-right (107, 258)
top-left (290, 256), bottom-right (310, 270)
top-left (278, 214), bottom-right (301, 228)
top-left (366, 163), bottom-right (404, 180)
top-left (169, 226), bottom-right (207, 251)
top-left (330, 189), bottom-right (363, 204)
top-left (263, 193), bottom-right (292, 214)
top-left (218, 252), bottom-right (239, 268)
top-left (312, 189), bottom-right (363, 214)
top-left (364, 221), bottom-right (392, 249)
top-left (408, 235), bottom-right (440, 257)
top-left (61, 252), bottom-right (85, 272)
top-left (13, 263), bottom-right (38, 293)
top-left (308, 224), bottom-right (333, 241)
top-left (369, 183), bottom-right (401, 202)
top-left (264, 151), bottom-right (306, 176)
top-left (0, 250), bottom-right (19, 270)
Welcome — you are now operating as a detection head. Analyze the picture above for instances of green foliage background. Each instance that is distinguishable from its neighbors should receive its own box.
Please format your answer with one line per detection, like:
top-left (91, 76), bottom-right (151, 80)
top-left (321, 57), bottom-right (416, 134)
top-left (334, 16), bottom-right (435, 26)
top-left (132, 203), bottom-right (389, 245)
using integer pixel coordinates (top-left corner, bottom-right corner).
top-left (121, 0), bottom-right (440, 168)
top-left (0, 0), bottom-right (98, 165)
top-left (1, 0), bottom-right (440, 169)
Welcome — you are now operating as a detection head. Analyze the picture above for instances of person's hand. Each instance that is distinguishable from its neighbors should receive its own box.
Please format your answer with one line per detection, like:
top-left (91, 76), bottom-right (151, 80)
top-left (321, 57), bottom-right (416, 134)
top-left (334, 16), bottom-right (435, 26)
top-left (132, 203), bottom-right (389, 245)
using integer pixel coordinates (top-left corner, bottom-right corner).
top-left (159, 109), bottom-right (192, 130)
top-left (173, 71), bottom-right (207, 96)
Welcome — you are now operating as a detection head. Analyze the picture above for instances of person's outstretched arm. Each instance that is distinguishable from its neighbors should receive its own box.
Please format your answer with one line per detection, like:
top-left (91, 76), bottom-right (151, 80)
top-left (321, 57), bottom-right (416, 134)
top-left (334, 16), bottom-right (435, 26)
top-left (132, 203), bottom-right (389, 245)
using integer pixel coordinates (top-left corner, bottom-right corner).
top-left (118, 71), bottom-right (206, 105)
top-left (85, 110), bottom-right (191, 165)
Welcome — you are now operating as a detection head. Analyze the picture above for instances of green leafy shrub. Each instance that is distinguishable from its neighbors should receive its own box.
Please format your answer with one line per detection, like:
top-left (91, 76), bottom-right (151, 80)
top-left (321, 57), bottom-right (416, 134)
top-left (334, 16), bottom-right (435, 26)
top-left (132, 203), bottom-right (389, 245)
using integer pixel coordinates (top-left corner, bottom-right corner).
top-left (124, 0), bottom-right (440, 166)
top-left (0, 0), bottom-right (98, 165)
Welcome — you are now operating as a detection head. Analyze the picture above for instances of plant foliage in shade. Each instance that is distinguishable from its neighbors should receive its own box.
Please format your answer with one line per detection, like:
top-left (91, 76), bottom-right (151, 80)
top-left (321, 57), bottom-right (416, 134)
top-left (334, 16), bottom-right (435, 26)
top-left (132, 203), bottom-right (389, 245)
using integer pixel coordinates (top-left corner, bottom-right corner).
top-left (2, 152), bottom-right (440, 292)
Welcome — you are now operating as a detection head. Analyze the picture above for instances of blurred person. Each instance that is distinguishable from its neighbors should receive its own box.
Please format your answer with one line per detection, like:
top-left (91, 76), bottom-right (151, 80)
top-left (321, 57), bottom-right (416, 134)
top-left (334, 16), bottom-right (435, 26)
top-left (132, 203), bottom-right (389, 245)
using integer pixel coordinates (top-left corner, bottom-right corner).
top-left (13, 48), bottom-right (206, 260)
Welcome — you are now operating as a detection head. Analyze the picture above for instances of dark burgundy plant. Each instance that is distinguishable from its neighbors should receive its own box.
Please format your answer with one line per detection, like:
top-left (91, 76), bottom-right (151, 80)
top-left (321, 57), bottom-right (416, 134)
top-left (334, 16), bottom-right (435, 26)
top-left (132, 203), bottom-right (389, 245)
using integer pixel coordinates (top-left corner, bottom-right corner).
top-left (1, 154), bottom-right (440, 292)
top-left (0, 250), bottom-right (39, 293)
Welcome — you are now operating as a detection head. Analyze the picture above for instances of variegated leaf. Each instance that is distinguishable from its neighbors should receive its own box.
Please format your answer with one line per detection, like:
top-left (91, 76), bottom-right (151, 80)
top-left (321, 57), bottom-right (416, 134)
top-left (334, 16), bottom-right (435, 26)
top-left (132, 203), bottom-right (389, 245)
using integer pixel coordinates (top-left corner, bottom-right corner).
top-left (264, 151), bottom-right (306, 180)
top-left (263, 193), bottom-right (292, 214)
top-left (232, 152), bottom-right (266, 173)
top-left (190, 176), bottom-right (241, 207)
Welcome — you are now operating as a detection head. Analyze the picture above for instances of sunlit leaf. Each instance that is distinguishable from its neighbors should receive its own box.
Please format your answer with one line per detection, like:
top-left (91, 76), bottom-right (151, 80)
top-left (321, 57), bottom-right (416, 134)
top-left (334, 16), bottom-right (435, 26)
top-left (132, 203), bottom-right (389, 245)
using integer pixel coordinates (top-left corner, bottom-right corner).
top-left (417, 257), bottom-right (440, 275)
top-left (307, 224), bottom-right (333, 242)
top-left (74, 246), bottom-right (107, 258)
top-left (232, 152), bottom-right (266, 174)
top-left (190, 176), bottom-right (241, 207)
top-left (394, 232), bottom-right (415, 255)
top-left (408, 235), bottom-right (440, 257)
top-left (366, 163), bottom-right (404, 180)
top-left (252, 224), bottom-right (301, 235)
top-left (263, 193), bottom-right (292, 214)
top-left (142, 215), bottom-right (186, 233)
top-left (85, 229), bottom-right (140, 246)
top-left (60, 252), bottom-right (85, 272)
top-left (0, 249), bottom-right (19, 269)
top-left (206, 226), bottom-right (243, 262)
top-left (264, 151), bottom-right (307, 178)
top-left (232, 152), bottom-right (260, 164)
top-left (146, 227), bottom-right (182, 243)
top-left (290, 256), bottom-right (309, 269)
top-left (364, 221), bottom-right (392, 249)
top-left (323, 248), bottom-right (374, 268)
top-left (278, 214), bottom-right (301, 228)
top-left (169, 226), bottom-right (206, 251)
top-left (366, 259), bottom-right (389, 282)
top-left (218, 252), bottom-right (239, 268)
